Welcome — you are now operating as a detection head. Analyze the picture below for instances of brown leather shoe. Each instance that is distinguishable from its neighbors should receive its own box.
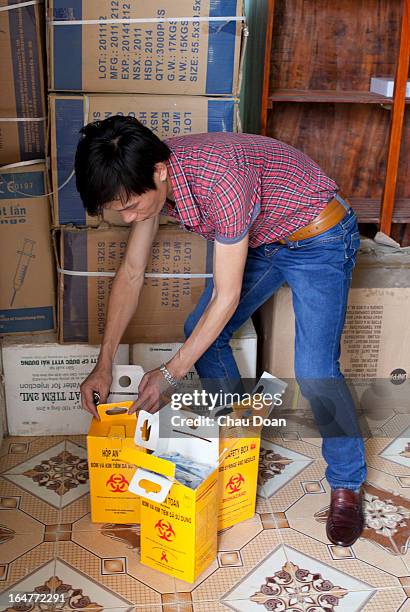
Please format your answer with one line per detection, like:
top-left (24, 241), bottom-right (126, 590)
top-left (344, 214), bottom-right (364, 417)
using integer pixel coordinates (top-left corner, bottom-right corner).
top-left (326, 488), bottom-right (364, 547)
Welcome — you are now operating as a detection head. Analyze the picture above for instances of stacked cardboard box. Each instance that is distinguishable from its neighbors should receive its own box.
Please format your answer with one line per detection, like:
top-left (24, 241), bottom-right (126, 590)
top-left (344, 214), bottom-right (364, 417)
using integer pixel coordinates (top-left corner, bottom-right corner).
top-left (55, 224), bottom-right (213, 344)
top-left (131, 318), bottom-right (258, 380)
top-left (1, 333), bottom-right (129, 436)
top-left (0, 162), bottom-right (55, 336)
top-left (259, 239), bottom-right (410, 380)
top-left (47, 0), bottom-right (245, 225)
top-left (0, 2), bottom-right (54, 344)
top-left (47, 1), bottom-right (244, 96)
top-left (0, 4), bottom-right (51, 446)
top-left (258, 239), bottom-right (410, 417)
top-left (0, 1), bottom-right (46, 165)
top-left (49, 93), bottom-right (238, 226)
top-left (47, 1), bottom-right (246, 347)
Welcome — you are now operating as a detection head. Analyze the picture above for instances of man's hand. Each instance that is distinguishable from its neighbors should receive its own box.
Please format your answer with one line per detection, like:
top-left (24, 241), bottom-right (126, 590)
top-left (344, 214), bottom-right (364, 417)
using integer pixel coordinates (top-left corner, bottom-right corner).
top-left (129, 368), bottom-right (172, 414)
top-left (80, 364), bottom-right (113, 419)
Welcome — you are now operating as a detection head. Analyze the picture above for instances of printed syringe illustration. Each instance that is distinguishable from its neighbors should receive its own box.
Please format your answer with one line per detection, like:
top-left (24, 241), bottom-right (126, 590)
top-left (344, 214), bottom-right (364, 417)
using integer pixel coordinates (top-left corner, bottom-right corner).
top-left (10, 239), bottom-right (36, 307)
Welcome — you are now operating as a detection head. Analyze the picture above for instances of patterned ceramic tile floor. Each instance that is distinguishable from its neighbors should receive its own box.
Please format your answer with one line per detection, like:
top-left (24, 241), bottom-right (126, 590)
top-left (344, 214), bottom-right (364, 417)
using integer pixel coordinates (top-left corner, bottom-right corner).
top-left (0, 433), bottom-right (409, 611)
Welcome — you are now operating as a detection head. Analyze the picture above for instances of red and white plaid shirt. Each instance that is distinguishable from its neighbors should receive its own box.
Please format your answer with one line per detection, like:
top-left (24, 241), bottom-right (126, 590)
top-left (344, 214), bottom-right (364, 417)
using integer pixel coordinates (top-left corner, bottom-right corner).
top-left (163, 132), bottom-right (338, 248)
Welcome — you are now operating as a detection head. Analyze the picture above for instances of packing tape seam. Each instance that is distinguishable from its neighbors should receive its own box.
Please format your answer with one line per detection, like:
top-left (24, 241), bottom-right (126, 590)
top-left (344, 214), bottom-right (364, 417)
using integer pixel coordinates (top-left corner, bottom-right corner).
top-left (84, 95), bottom-right (90, 126)
top-left (0, 99), bottom-right (86, 198)
top-left (2, 92), bottom-right (241, 198)
top-left (0, 159), bottom-right (46, 171)
top-left (0, 164), bottom-right (75, 198)
top-left (50, 16), bottom-right (246, 26)
top-left (236, 23), bottom-right (249, 98)
top-left (0, 117), bottom-right (46, 122)
top-left (0, 0), bottom-right (41, 12)
top-left (236, 104), bottom-right (243, 134)
top-left (57, 267), bottom-right (213, 279)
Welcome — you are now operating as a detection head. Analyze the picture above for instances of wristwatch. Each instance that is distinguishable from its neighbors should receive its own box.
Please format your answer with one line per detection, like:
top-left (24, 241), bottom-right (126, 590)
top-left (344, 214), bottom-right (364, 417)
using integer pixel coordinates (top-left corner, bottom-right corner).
top-left (159, 363), bottom-right (178, 388)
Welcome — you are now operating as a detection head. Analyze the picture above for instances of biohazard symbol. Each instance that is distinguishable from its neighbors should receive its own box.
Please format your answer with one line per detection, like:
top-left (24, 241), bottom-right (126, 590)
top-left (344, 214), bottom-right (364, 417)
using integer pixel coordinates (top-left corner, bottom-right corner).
top-left (226, 473), bottom-right (245, 494)
top-left (155, 519), bottom-right (176, 542)
top-left (106, 473), bottom-right (129, 493)
top-left (161, 551), bottom-right (168, 563)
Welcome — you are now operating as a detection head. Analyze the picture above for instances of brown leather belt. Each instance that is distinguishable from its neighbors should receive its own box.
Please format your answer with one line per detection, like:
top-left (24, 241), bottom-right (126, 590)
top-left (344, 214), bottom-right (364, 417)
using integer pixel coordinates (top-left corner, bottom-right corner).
top-left (278, 194), bottom-right (350, 244)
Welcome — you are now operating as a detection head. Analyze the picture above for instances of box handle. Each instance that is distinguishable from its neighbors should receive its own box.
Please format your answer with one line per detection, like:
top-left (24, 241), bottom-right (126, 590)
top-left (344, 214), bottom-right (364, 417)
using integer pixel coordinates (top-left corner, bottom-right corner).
top-left (134, 410), bottom-right (159, 448)
top-left (129, 469), bottom-right (173, 503)
top-left (97, 401), bottom-right (134, 421)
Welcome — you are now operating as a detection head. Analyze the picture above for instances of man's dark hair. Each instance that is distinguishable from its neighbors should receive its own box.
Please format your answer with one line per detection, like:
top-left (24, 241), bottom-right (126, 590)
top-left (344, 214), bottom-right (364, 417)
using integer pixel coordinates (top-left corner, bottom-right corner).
top-left (74, 115), bottom-right (171, 216)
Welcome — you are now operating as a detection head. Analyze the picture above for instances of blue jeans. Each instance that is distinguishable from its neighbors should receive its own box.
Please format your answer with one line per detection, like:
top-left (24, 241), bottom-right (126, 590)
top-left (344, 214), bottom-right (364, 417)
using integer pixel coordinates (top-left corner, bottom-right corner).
top-left (184, 196), bottom-right (367, 491)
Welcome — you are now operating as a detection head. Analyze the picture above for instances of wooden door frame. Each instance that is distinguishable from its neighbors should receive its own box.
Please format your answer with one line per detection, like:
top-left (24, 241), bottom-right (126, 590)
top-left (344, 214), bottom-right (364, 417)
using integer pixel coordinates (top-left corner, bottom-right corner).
top-left (260, 0), bottom-right (275, 135)
top-left (379, 0), bottom-right (410, 235)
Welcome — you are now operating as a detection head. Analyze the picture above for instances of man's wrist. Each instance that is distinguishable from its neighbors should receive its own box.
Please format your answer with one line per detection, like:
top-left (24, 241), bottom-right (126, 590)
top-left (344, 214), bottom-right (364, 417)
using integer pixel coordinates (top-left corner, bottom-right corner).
top-left (97, 351), bottom-right (114, 370)
top-left (166, 358), bottom-right (187, 381)
top-left (159, 364), bottom-right (179, 387)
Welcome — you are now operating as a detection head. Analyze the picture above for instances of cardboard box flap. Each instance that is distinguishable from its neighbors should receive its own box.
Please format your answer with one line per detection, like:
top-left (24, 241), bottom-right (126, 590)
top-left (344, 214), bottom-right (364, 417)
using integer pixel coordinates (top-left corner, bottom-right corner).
top-left (120, 446), bottom-right (176, 480)
top-left (129, 468), bottom-right (173, 504)
top-left (88, 403), bottom-right (137, 437)
top-left (208, 372), bottom-right (287, 420)
top-left (135, 404), bottom-right (219, 466)
top-left (251, 371), bottom-right (288, 417)
top-left (110, 365), bottom-right (144, 395)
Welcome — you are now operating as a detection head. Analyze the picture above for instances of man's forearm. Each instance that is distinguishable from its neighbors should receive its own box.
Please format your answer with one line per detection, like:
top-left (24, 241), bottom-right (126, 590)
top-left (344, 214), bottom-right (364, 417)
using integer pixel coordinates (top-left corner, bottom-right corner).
top-left (98, 265), bottom-right (144, 367)
top-left (97, 216), bottom-right (159, 368)
top-left (167, 295), bottom-right (239, 379)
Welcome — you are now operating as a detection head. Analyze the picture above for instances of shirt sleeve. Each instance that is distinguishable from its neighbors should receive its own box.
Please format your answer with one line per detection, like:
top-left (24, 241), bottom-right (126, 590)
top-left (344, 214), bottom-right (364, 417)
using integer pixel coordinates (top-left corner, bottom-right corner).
top-left (210, 164), bottom-right (261, 244)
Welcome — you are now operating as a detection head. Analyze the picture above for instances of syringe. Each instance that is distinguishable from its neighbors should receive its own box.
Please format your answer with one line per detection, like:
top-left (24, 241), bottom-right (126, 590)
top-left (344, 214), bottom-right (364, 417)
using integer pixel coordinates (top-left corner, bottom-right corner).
top-left (10, 238), bottom-right (36, 307)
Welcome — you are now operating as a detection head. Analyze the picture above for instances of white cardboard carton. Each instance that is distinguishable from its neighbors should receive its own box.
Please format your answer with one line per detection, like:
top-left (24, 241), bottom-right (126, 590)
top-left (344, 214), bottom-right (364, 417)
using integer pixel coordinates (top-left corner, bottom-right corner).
top-left (2, 334), bottom-right (129, 435)
top-left (108, 365), bottom-right (144, 404)
top-left (370, 77), bottom-right (410, 98)
top-left (131, 319), bottom-right (257, 382)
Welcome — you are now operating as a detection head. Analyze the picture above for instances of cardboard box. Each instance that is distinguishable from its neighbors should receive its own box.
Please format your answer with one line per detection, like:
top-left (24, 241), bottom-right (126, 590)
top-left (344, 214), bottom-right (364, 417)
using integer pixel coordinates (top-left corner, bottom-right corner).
top-left (0, 346), bottom-right (5, 447)
top-left (131, 318), bottom-right (257, 381)
top-left (87, 401), bottom-right (144, 524)
top-left (1, 333), bottom-right (129, 436)
top-left (48, 1), bottom-right (244, 96)
top-left (258, 239), bottom-right (410, 379)
top-left (121, 404), bottom-right (219, 583)
top-left (216, 373), bottom-right (286, 530)
top-left (57, 225), bottom-right (213, 344)
top-left (218, 429), bottom-right (260, 531)
top-left (0, 162), bottom-right (55, 335)
top-left (370, 77), bottom-right (410, 98)
top-left (119, 373), bottom-right (284, 535)
top-left (49, 93), bottom-right (238, 227)
top-left (0, 2), bottom-right (46, 164)
top-left (108, 364), bottom-right (144, 403)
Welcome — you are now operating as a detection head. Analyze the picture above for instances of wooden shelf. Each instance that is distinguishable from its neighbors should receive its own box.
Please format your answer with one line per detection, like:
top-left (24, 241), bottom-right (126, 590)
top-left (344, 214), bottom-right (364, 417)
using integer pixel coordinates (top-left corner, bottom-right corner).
top-left (261, 0), bottom-right (410, 240)
top-left (268, 89), bottom-right (410, 107)
top-left (351, 198), bottom-right (410, 224)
